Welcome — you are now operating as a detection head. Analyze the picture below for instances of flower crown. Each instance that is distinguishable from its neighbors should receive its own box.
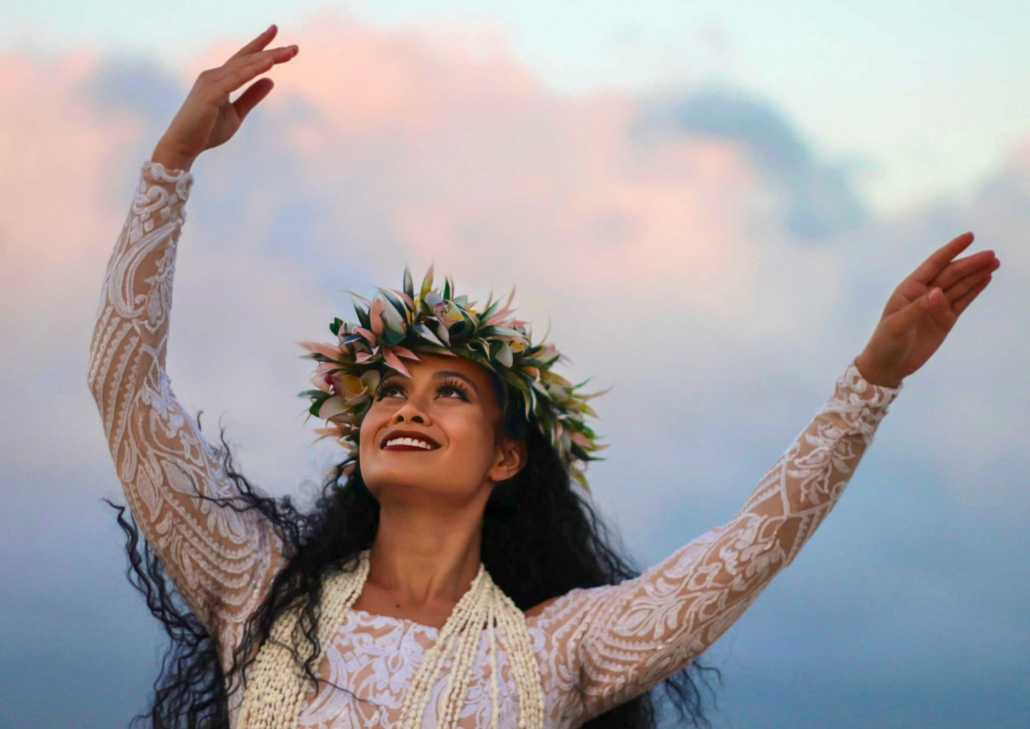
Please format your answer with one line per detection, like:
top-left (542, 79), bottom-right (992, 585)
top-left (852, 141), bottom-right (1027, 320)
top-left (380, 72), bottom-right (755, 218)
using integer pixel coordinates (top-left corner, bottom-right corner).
top-left (297, 264), bottom-right (610, 492)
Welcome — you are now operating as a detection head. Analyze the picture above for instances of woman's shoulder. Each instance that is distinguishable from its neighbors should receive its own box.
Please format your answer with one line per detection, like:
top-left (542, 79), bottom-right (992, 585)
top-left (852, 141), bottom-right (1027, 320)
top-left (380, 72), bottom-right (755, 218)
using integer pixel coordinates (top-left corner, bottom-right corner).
top-left (524, 595), bottom-right (562, 618)
top-left (524, 582), bottom-right (621, 623)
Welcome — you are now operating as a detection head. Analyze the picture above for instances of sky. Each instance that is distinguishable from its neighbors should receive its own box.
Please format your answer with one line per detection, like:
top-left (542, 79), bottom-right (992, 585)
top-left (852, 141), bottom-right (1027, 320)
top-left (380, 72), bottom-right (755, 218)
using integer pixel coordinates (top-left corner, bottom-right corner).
top-left (0, 1), bottom-right (1028, 727)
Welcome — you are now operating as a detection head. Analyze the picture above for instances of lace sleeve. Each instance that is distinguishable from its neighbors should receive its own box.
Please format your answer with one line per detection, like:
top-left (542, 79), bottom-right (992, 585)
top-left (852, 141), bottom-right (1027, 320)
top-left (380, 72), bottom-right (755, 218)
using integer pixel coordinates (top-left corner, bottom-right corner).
top-left (87, 159), bottom-right (287, 654)
top-left (533, 358), bottom-right (903, 724)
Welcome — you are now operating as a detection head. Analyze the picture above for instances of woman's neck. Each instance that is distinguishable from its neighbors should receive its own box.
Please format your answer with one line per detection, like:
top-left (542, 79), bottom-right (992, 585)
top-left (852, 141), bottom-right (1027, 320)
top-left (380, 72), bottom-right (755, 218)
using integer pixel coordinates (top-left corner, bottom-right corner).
top-left (364, 503), bottom-right (485, 609)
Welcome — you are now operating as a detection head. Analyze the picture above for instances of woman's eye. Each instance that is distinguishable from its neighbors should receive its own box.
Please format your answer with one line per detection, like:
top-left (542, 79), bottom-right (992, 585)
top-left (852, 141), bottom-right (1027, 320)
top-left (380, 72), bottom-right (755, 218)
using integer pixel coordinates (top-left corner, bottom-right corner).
top-left (376, 384), bottom-right (402, 400)
top-left (375, 382), bottom-right (470, 401)
top-left (439, 382), bottom-right (470, 400)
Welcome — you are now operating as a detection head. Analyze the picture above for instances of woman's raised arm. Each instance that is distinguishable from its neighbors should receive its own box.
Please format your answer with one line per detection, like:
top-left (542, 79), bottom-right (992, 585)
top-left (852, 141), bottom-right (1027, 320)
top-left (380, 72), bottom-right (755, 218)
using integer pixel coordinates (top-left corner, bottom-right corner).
top-left (87, 25), bottom-right (301, 653)
top-left (87, 159), bottom-right (287, 653)
top-left (533, 357), bottom-right (903, 724)
top-left (530, 230), bottom-right (997, 723)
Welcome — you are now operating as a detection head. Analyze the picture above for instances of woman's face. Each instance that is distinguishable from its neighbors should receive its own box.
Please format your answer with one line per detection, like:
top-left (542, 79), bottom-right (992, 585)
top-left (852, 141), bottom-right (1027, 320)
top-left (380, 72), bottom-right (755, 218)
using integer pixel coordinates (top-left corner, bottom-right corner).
top-left (358, 353), bottom-right (526, 506)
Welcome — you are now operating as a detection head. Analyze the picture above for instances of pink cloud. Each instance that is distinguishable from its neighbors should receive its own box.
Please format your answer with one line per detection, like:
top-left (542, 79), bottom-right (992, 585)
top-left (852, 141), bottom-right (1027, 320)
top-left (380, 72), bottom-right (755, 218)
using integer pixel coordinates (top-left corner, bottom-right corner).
top-left (180, 10), bottom-right (769, 308)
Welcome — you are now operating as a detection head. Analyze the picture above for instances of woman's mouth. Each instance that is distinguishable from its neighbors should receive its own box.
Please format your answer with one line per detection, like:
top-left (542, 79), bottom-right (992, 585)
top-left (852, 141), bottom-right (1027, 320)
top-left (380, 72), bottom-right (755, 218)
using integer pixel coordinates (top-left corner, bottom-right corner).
top-left (381, 437), bottom-right (440, 452)
top-left (381, 426), bottom-right (440, 448)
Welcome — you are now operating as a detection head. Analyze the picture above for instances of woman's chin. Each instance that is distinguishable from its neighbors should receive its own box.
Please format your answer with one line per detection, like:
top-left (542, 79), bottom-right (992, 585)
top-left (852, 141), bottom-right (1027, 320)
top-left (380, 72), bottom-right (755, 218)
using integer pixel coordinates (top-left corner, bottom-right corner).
top-left (364, 470), bottom-right (477, 503)
top-left (364, 467), bottom-right (445, 489)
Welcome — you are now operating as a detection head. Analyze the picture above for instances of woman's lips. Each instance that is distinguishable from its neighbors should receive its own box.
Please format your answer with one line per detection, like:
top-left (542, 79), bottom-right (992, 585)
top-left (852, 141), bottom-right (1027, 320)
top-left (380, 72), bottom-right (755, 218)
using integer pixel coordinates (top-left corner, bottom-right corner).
top-left (382, 444), bottom-right (439, 452)
top-left (380, 430), bottom-right (441, 449)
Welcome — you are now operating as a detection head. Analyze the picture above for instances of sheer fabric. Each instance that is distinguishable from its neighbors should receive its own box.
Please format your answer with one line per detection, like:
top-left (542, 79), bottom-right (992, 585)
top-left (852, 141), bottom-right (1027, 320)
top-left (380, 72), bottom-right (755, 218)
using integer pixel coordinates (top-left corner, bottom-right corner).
top-left (88, 160), bottom-right (903, 728)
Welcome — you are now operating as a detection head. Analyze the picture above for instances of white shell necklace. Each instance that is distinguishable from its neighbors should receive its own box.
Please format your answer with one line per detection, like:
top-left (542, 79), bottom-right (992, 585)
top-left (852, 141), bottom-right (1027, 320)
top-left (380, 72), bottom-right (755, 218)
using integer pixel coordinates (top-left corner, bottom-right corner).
top-left (236, 548), bottom-right (545, 728)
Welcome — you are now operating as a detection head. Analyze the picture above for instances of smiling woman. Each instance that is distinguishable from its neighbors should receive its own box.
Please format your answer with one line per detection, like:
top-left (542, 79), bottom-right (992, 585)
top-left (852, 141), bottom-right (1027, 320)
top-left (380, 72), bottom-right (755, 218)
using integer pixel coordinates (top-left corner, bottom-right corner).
top-left (89, 157), bottom-right (903, 726)
top-left (87, 149), bottom-right (730, 725)
top-left (82, 23), bottom-right (948, 729)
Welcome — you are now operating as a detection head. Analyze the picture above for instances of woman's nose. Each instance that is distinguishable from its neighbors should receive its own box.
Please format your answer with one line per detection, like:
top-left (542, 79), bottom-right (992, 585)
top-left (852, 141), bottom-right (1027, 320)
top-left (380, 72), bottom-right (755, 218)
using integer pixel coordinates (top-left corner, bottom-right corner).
top-left (393, 402), bottom-right (429, 424)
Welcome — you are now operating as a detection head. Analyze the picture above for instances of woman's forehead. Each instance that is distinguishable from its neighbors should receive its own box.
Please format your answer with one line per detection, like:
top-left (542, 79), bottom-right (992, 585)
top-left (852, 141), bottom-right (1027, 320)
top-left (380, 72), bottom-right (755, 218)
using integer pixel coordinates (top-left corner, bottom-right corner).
top-left (393, 353), bottom-right (492, 385)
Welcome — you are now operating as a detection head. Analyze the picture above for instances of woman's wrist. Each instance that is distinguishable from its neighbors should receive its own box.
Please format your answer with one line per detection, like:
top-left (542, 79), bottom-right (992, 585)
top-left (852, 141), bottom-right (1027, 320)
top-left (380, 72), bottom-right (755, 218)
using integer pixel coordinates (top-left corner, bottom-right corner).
top-left (854, 352), bottom-right (904, 389)
top-left (150, 142), bottom-right (196, 173)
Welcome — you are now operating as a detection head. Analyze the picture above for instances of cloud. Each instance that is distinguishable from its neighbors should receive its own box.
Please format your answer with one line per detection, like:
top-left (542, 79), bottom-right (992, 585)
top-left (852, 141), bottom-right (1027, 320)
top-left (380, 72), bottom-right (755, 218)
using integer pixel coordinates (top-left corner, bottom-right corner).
top-left (1, 0), bottom-right (1025, 549)
top-left (634, 84), bottom-right (874, 241)
top-left (1, 3), bottom-right (1024, 537)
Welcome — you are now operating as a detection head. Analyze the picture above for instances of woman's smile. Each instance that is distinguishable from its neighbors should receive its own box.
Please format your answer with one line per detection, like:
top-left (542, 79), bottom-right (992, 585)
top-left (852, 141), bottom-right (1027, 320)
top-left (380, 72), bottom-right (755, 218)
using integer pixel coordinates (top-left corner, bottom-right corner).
top-left (382, 441), bottom-right (441, 452)
top-left (379, 429), bottom-right (443, 451)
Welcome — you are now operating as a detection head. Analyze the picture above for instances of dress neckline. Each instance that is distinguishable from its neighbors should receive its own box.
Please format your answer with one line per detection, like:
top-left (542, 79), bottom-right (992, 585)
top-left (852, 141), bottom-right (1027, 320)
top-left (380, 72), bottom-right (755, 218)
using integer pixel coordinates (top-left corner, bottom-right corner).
top-left (346, 604), bottom-right (548, 637)
top-left (347, 605), bottom-right (442, 635)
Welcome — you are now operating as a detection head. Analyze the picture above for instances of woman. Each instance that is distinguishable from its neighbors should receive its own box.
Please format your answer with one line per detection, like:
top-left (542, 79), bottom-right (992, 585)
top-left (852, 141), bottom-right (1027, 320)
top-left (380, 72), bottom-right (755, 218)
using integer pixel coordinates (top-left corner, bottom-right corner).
top-left (87, 23), bottom-right (1000, 729)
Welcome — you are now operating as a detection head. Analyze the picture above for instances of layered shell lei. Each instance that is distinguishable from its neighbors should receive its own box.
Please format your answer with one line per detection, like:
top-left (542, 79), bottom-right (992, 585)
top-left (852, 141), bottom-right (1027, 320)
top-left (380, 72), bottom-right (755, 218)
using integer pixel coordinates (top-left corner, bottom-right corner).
top-left (297, 264), bottom-right (609, 492)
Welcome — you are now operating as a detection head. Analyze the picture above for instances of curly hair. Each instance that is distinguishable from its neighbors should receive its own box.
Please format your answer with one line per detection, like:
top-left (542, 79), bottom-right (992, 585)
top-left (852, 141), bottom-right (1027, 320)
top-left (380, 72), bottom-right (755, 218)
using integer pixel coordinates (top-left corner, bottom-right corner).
top-left (103, 368), bottom-right (723, 728)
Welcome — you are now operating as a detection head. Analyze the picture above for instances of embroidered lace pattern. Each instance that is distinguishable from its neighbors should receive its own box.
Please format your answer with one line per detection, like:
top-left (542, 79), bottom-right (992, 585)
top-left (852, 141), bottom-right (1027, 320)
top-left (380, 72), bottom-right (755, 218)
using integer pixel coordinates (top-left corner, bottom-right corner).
top-left (88, 160), bottom-right (903, 728)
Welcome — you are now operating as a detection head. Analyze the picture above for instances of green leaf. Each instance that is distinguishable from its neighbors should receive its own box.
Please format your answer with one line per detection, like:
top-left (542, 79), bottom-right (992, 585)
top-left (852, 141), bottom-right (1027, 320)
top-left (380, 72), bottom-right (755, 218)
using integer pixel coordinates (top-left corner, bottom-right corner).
top-left (385, 309), bottom-right (408, 336)
top-left (471, 338), bottom-right (491, 361)
top-left (507, 376), bottom-right (532, 416)
top-left (354, 301), bottom-right (371, 331)
top-left (419, 263), bottom-right (435, 302)
top-left (448, 320), bottom-right (467, 344)
top-left (478, 295), bottom-right (501, 323)
top-left (480, 325), bottom-right (523, 338)
top-left (306, 391), bottom-right (332, 415)
top-left (490, 340), bottom-right (513, 368)
top-left (403, 265), bottom-right (414, 300)
top-left (409, 343), bottom-right (458, 358)
top-left (414, 322), bottom-right (445, 346)
top-left (388, 288), bottom-right (415, 309)
top-left (377, 287), bottom-right (408, 319)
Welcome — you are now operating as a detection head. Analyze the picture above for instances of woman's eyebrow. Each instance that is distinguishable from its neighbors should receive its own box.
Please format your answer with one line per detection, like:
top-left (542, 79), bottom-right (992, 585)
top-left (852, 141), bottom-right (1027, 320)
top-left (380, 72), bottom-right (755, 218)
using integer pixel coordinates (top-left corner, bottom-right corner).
top-left (380, 370), bottom-right (480, 397)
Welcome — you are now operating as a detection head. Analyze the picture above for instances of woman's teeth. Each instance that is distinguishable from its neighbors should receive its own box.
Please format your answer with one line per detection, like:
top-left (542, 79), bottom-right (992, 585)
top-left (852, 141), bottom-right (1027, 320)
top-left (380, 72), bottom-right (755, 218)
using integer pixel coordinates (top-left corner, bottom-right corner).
top-left (384, 437), bottom-right (436, 450)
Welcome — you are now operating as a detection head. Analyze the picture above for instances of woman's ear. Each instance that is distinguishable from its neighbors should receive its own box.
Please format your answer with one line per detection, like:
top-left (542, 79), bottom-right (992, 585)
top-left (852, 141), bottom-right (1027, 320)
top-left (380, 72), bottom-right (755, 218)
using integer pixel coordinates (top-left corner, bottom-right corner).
top-left (489, 438), bottom-right (528, 482)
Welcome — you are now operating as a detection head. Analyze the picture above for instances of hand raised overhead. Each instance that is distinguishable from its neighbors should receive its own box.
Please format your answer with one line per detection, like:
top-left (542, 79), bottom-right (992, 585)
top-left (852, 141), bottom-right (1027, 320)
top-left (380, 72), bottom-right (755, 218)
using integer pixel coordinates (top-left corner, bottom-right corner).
top-left (152, 24), bottom-right (299, 171)
top-left (855, 232), bottom-right (1000, 387)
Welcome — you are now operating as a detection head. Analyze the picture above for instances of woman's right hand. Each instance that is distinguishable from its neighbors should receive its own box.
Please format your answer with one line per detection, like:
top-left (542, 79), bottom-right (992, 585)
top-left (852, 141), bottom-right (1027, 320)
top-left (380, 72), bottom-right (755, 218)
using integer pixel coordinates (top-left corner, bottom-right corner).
top-left (151, 24), bottom-right (299, 172)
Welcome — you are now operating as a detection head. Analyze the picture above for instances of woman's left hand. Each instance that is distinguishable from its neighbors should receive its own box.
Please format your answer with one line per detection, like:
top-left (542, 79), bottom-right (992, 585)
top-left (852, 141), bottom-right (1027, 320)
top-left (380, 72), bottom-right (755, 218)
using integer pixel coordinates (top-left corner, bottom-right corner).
top-left (855, 232), bottom-right (1000, 388)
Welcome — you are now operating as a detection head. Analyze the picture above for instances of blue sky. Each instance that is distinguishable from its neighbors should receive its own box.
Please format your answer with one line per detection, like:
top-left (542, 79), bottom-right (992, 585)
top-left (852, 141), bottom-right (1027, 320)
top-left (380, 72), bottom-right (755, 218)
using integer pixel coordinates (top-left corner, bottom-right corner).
top-left (0, 1), bottom-right (1027, 727)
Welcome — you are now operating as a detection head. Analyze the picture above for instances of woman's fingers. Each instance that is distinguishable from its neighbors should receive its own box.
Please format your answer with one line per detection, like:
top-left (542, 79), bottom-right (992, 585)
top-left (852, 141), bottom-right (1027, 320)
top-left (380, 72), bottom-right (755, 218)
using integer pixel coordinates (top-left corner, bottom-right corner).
top-left (232, 78), bottom-right (275, 122)
top-left (220, 46), bottom-right (297, 78)
top-left (228, 25), bottom-right (278, 63)
top-left (946, 262), bottom-right (997, 304)
top-left (931, 250), bottom-right (998, 291)
top-left (951, 275), bottom-right (991, 317)
top-left (209, 47), bottom-right (297, 96)
top-left (220, 57), bottom-right (273, 98)
top-left (911, 232), bottom-right (975, 286)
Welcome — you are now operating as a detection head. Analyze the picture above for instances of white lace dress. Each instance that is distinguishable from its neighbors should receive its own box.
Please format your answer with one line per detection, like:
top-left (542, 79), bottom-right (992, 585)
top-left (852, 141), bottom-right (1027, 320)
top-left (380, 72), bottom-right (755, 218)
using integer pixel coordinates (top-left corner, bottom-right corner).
top-left (87, 159), bottom-right (904, 728)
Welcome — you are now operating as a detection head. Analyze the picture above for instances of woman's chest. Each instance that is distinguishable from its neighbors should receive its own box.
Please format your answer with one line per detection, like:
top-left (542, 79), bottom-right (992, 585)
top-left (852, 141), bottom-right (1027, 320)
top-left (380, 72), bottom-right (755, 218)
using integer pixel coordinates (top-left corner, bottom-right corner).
top-left (294, 611), bottom-right (535, 729)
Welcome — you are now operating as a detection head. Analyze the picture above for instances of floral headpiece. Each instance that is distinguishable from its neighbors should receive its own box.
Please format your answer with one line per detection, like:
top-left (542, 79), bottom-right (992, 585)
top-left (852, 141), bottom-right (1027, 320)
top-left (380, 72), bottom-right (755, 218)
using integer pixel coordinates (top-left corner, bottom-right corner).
top-left (296, 264), bottom-right (610, 492)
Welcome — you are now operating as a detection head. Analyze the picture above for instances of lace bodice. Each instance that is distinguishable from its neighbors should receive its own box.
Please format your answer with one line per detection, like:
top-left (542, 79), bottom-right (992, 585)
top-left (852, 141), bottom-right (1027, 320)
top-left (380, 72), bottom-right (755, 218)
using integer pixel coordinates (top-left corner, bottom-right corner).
top-left (88, 159), bottom-right (903, 728)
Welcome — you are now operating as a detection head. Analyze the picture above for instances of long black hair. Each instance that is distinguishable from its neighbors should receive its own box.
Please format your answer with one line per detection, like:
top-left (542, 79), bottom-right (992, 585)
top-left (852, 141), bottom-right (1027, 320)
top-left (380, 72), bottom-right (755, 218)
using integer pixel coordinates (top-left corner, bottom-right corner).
top-left (104, 365), bottom-right (722, 728)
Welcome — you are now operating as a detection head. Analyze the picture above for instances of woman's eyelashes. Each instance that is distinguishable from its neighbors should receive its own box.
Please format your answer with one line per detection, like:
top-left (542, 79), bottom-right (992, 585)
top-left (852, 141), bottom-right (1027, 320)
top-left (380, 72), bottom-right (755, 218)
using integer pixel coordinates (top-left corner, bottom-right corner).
top-left (375, 378), bottom-right (471, 402)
